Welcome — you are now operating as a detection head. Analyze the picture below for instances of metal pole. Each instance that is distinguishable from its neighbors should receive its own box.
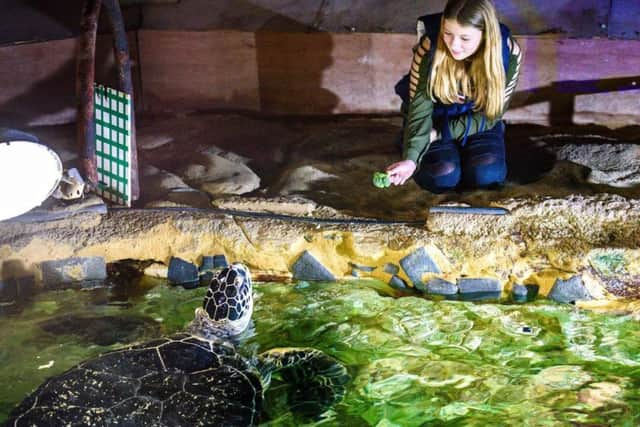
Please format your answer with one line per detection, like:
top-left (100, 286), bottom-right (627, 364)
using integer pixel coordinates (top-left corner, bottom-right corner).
top-left (102, 0), bottom-right (139, 201)
top-left (76, 0), bottom-right (101, 187)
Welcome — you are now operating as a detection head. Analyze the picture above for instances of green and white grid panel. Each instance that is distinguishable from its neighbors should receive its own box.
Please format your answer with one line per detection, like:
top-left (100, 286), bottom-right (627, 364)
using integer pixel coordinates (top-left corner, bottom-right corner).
top-left (94, 84), bottom-right (132, 206)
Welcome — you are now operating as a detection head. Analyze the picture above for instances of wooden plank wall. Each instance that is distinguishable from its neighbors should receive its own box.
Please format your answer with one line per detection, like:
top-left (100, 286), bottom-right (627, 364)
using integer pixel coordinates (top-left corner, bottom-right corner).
top-left (1, 30), bottom-right (638, 127)
top-left (138, 31), bottom-right (259, 112)
top-left (138, 30), bottom-right (640, 126)
top-left (0, 33), bottom-right (141, 128)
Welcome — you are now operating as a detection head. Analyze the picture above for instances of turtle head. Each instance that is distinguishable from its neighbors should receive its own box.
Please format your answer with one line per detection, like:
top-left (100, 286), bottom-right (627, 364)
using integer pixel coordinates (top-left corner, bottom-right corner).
top-left (192, 263), bottom-right (253, 339)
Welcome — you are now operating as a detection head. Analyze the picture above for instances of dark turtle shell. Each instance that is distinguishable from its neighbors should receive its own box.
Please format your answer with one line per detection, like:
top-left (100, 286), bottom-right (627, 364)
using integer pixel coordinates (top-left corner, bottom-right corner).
top-left (7, 333), bottom-right (263, 427)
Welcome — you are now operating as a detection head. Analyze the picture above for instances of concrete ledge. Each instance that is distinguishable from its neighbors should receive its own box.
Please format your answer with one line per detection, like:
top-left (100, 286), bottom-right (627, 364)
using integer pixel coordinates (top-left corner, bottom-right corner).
top-left (2, 194), bottom-right (638, 302)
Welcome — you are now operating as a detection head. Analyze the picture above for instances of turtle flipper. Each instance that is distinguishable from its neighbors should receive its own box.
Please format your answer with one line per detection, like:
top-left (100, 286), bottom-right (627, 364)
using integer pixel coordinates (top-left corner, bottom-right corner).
top-left (258, 348), bottom-right (349, 419)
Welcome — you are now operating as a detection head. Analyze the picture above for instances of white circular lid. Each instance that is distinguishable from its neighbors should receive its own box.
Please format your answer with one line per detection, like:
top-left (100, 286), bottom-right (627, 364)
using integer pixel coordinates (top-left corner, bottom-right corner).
top-left (0, 140), bottom-right (63, 221)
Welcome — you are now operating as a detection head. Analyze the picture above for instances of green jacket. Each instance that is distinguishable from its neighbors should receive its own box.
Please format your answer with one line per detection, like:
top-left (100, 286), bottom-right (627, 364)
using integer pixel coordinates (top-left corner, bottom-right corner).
top-left (403, 34), bottom-right (523, 165)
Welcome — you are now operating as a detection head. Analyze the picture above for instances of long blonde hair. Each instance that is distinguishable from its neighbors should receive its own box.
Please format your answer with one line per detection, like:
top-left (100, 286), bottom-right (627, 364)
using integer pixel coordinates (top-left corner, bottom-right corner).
top-left (428, 0), bottom-right (505, 120)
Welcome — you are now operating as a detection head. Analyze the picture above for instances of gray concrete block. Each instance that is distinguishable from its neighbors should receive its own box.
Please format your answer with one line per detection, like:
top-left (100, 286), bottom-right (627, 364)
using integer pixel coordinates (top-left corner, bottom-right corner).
top-left (200, 256), bottom-right (215, 271)
top-left (512, 284), bottom-right (529, 297)
top-left (213, 254), bottom-right (228, 268)
top-left (458, 278), bottom-right (502, 294)
top-left (168, 257), bottom-right (199, 285)
top-left (458, 292), bottom-right (502, 302)
top-left (426, 278), bottom-right (458, 296)
top-left (548, 276), bottom-right (591, 304)
top-left (413, 280), bottom-right (427, 293)
top-left (199, 271), bottom-right (214, 287)
top-left (199, 254), bottom-right (227, 272)
top-left (0, 278), bottom-right (17, 303)
top-left (389, 275), bottom-right (408, 290)
top-left (292, 251), bottom-right (335, 281)
top-left (400, 247), bottom-right (441, 287)
top-left (383, 263), bottom-right (399, 275)
top-left (511, 284), bottom-right (529, 303)
top-left (41, 257), bottom-right (107, 288)
top-left (349, 262), bottom-right (376, 273)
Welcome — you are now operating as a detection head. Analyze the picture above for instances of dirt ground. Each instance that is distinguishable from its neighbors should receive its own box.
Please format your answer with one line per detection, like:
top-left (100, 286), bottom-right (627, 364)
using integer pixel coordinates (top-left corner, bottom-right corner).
top-left (30, 111), bottom-right (640, 222)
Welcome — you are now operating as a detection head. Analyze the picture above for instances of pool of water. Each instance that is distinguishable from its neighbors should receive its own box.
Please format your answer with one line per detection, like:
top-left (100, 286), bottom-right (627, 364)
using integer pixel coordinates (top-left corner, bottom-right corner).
top-left (1, 277), bottom-right (639, 425)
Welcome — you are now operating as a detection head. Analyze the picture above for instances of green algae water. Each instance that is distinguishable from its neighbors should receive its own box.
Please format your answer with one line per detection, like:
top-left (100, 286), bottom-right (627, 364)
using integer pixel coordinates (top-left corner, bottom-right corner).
top-left (1, 278), bottom-right (639, 426)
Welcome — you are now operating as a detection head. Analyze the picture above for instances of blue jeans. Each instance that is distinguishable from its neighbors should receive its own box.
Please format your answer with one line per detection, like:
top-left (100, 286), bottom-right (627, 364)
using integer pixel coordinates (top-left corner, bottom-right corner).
top-left (394, 73), bottom-right (506, 193)
top-left (413, 121), bottom-right (507, 193)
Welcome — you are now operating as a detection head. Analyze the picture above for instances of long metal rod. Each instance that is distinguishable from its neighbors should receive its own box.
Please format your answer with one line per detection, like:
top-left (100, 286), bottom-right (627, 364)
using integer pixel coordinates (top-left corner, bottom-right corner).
top-left (76, 0), bottom-right (102, 187)
top-left (428, 206), bottom-right (509, 215)
top-left (102, 0), bottom-right (139, 201)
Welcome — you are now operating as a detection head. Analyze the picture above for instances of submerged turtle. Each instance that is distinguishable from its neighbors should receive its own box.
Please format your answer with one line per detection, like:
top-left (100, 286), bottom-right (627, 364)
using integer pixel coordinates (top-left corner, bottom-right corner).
top-left (7, 264), bottom-right (349, 426)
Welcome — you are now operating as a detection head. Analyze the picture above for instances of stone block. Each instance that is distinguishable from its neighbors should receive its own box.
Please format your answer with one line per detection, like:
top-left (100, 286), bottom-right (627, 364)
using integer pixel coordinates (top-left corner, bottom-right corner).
top-left (458, 292), bottom-right (502, 302)
top-left (389, 275), bottom-right (408, 290)
top-left (200, 256), bottom-right (215, 271)
top-left (426, 278), bottom-right (458, 296)
top-left (511, 284), bottom-right (528, 302)
top-left (548, 276), bottom-right (591, 304)
top-left (199, 254), bottom-right (227, 272)
top-left (458, 278), bottom-right (502, 294)
top-left (511, 284), bottom-right (540, 302)
top-left (199, 271), bottom-right (214, 287)
top-left (512, 284), bottom-right (529, 297)
top-left (41, 257), bottom-right (107, 288)
top-left (413, 280), bottom-right (427, 293)
top-left (383, 263), bottom-right (399, 275)
top-left (291, 251), bottom-right (335, 281)
top-left (213, 255), bottom-right (228, 268)
top-left (400, 247), bottom-right (441, 287)
top-left (349, 262), bottom-right (376, 273)
top-left (168, 257), bottom-right (199, 286)
top-left (0, 278), bottom-right (17, 303)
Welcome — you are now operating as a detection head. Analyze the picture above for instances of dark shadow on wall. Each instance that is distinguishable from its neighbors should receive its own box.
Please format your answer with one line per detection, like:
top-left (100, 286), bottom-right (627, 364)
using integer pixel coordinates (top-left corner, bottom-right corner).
top-left (0, 41), bottom-right (125, 130)
top-left (510, 76), bottom-right (640, 126)
top-left (255, 16), bottom-right (338, 114)
top-left (505, 76), bottom-right (640, 184)
top-left (0, 0), bottom-right (143, 130)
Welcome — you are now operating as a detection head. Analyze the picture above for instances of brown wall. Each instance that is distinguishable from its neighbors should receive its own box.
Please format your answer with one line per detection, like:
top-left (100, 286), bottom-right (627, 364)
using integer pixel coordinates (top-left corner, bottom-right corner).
top-left (0, 33), bottom-right (140, 128)
top-left (0, 30), bottom-right (638, 129)
top-left (138, 30), bottom-right (640, 127)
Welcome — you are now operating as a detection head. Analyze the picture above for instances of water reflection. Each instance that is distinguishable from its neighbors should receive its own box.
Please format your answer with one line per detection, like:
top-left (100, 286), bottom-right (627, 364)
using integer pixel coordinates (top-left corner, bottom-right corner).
top-left (0, 279), bottom-right (639, 425)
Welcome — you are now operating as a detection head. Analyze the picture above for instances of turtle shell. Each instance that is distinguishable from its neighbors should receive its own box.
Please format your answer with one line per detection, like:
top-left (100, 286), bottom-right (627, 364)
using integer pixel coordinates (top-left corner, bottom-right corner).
top-left (7, 333), bottom-right (263, 426)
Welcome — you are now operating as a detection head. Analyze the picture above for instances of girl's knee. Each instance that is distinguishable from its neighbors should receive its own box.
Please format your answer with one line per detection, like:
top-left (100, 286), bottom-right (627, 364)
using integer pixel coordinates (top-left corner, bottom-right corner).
top-left (415, 160), bottom-right (461, 193)
top-left (465, 159), bottom-right (507, 187)
top-left (425, 160), bottom-right (457, 177)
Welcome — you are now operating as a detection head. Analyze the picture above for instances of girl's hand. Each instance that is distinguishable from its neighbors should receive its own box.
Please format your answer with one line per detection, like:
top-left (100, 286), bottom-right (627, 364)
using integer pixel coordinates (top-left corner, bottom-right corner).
top-left (386, 160), bottom-right (417, 186)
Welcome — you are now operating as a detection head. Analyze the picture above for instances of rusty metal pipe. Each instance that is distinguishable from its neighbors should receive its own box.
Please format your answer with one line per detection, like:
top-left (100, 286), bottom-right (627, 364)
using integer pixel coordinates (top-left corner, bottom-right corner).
top-left (76, 0), bottom-right (102, 187)
top-left (102, 0), bottom-right (139, 201)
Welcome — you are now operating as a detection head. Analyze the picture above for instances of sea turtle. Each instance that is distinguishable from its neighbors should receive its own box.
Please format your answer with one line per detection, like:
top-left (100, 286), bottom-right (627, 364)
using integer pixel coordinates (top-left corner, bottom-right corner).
top-left (6, 264), bottom-right (349, 426)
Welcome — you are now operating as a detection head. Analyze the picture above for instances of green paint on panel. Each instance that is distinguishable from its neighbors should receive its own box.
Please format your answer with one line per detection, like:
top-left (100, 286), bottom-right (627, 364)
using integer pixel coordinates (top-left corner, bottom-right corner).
top-left (94, 84), bottom-right (132, 206)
